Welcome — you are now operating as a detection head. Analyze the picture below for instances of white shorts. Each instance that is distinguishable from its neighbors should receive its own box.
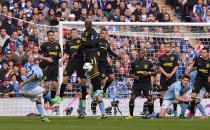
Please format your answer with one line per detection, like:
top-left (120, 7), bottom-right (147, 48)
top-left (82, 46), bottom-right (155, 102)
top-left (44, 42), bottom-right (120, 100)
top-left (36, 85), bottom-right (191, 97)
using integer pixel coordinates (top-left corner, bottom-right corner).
top-left (23, 86), bottom-right (45, 102)
top-left (161, 100), bottom-right (177, 109)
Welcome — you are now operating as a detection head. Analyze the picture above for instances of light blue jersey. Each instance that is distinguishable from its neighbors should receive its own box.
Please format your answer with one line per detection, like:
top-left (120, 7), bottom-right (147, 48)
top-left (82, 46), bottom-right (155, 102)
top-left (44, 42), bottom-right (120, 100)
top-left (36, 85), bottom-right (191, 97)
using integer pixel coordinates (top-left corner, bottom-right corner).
top-left (164, 81), bottom-right (191, 100)
top-left (22, 65), bottom-right (43, 91)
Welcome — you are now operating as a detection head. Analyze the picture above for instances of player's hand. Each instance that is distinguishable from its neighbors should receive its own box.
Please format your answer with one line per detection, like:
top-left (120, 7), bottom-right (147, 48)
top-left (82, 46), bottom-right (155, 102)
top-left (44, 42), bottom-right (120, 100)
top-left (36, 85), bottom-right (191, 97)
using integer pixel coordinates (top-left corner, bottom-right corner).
top-left (19, 83), bottom-right (24, 90)
top-left (59, 60), bottom-right (63, 67)
top-left (47, 57), bottom-right (54, 63)
top-left (208, 76), bottom-right (210, 83)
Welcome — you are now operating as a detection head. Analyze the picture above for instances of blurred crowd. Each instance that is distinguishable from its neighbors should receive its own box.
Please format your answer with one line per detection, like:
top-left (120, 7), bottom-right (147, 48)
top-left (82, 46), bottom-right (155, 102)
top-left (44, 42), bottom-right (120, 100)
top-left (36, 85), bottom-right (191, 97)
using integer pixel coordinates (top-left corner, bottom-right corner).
top-left (0, 0), bottom-right (209, 98)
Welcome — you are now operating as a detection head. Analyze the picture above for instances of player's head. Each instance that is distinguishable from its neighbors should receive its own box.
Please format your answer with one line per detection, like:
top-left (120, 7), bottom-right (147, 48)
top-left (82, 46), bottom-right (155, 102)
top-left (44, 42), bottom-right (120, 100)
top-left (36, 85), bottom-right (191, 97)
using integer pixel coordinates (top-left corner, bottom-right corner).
top-left (138, 49), bottom-right (145, 60)
top-left (181, 75), bottom-right (190, 87)
top-left (100, 27), bottom-right (108, 39)
top-left (47, 30), bottom-right (55, 42)
top-left (164, 42), bottom-right (172, 54)
top-left (85, 20), bottom-right (92, 30)
top-left (71, 28), bottom-right (78, 39)
top-left (201, 47), bottom-right (209, 59)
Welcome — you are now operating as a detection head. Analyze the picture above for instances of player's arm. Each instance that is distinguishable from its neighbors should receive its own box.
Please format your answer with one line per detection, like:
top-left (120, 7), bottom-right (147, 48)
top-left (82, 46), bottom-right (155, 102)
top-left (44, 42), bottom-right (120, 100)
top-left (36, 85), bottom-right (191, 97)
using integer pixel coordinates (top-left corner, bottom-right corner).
top-left (169, 55), bottom-right (179, 77)
top-left (37, 54), bottom-right (53, 63)
top-left (129, 62), bottom-right (139, 80)
top-left (148, 62), bottom-right (157, 76)
top-left (174, 86), bottom-right (192, 102)
top-left (158, 56), bottom-right (168, 77)
top-left (107, 46), bottom-right (119, 58)
top-left (19, 73), bottom-right (37, 89)
top-left (185, 58), bottom-right (197, 75)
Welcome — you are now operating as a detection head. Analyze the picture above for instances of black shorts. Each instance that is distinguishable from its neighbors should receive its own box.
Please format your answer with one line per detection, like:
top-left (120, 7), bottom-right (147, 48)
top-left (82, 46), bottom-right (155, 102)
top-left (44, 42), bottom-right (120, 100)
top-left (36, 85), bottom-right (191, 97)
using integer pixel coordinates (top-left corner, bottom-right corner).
top-left (160, 76), bottom-right (176, 91)
top-left (132, 82), bottom-right (152, 97)
top-left (45, 65), bottom-right (58, 81)
top-left (98, 60), bottom-right (113, 79)
top-left (64, 60), bottom-right (86, 78)
top-left (193, 77), bottom-right (210, 93)
top-left (84, 52), bottom-right (98, 65)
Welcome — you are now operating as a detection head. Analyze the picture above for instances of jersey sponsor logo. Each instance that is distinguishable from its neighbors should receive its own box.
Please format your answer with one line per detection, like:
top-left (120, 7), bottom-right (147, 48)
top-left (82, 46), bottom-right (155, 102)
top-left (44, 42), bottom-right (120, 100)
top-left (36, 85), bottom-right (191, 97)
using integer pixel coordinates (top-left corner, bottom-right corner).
top-left (198, 69), bottom-right (208, 73)
top-left (163, 63), bottom-right (173, 67)
top-left (136, 71), bottom-right (145, 74)
top-left (70, 45), bottom-right (80, 49)
top-left (49, 51), bottom-right (58, 55)
top-left (170, 57), bottom-right (174, 61)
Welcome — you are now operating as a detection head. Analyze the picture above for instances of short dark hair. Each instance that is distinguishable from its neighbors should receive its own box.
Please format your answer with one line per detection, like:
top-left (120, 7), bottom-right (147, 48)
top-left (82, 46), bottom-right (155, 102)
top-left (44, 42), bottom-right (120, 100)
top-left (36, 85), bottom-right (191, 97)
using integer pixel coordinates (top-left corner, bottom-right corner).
top-left (47, 30), bottom-right (55, 35)
top-left (164, 42), bottom-right (172, 46)
top-left (100, 27), bottom-right (108, 32)
top-left (202, 47), bottom-right (209, 52)
top-left (181, 75), bottom-right (190, 80)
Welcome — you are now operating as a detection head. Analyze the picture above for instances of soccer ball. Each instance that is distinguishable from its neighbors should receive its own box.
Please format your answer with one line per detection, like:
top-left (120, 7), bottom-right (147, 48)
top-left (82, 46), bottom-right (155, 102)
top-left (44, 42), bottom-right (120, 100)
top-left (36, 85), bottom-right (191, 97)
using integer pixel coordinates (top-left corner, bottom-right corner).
top-left (83, 62), bottom-right (93, 72)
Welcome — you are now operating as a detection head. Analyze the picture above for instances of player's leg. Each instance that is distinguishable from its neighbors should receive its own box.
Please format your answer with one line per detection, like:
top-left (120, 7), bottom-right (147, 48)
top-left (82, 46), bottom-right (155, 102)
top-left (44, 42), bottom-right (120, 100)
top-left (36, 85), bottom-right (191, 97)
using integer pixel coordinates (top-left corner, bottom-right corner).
top-left (103, 63), bottom-right (115, 94)
top-left (189, 78), bottom-right (202, 117)
top-left (159, 78), bottom-right (168, 107)
top-left (77, 78), bottom-right (87, 118)
top-left (145, 91), bottom-right (154, 115)
top-left (179, 102), bottom-right (189, 119)
top-left (35, 98), bottom-right (49, 122)
top-left (126, 95), bottom-right (137, 119)
top-left (169, 77), bottom-right (178, 117)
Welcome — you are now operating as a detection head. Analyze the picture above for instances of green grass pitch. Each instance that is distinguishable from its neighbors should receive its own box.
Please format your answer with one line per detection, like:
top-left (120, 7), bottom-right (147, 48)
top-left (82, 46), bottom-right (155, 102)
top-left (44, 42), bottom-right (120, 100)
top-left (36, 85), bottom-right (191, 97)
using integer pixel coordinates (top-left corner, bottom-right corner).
top-left (0, 117), bottom-right (209, 130)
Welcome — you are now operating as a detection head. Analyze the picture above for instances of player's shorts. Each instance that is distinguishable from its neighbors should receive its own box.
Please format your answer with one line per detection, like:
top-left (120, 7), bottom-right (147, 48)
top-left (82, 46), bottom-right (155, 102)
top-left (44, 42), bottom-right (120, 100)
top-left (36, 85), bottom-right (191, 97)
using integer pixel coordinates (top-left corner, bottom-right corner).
top-left (160, 76), bottom-right (176, 91)
top-left (161, 100), bottom-right (177, 109)
top-left (98, 60), bottom-right (113, 79)
top-left (84, 52), bottom-right (98, 65)
top-left (64, 60), bottom-right (86, 78)
top-left (193, 77), bottom-right (210, 93)
top-left (131, 82), bottom-right (152, 97)
top-left (45, 65), bottom-right (58, 81)
top-left (23, 86), bottom-right (45, 102)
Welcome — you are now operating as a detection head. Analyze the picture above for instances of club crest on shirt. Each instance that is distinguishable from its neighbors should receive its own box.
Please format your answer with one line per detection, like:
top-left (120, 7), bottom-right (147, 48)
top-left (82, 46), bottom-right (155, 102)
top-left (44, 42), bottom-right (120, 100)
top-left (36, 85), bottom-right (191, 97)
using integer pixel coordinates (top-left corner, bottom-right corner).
top-left (207, 64), bottom-right (210, 68)
top-left (170, 57), bottom-right (174, 61)
top-left (77, 40), bottom-right (80, 43)
top-left (55, 45), bottom-right (59, 50)
top-left (144, 64), bottom-right (148, 69)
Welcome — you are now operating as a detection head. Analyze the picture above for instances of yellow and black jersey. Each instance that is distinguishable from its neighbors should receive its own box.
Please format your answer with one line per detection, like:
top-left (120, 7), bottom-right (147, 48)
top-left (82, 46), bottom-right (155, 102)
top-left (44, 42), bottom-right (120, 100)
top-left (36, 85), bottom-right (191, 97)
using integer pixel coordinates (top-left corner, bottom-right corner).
top-left (95, 38), bottom-right (118, 61)
top-left (193, 56), bottom-right (210, 78)
top-left (131, 58), bottom-right (154, 83)
top-left (64, 38), bottom-right (83, 60)
top-left (81, 28), bottom-right (97, 42)
top-left (158, 53), bottom-right (179, 77)
top-left (40, 41), bottom-right (61, 65)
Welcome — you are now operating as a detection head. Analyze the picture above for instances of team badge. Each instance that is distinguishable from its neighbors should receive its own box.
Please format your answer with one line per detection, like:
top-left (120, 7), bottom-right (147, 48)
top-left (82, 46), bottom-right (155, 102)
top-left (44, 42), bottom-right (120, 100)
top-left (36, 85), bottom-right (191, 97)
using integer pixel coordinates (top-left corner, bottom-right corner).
top-left (102, 74), bottom-right (106, 78)
top-left (77, 40), bottom-right (80, 43)
top-left (207, 64), bottom-right (210, 68)
top-left (170, 57), bottom-right (174, 61)
top-left (55, 45), bottom-right (59, 50)
top-left (144, 64), bottom-right (148, 69)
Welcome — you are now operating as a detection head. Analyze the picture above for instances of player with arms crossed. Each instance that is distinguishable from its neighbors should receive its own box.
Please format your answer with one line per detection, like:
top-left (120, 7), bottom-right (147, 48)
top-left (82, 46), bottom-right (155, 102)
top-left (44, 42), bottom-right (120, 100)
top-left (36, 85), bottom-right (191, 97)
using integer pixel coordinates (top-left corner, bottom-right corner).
top-left (40, 30), bottom-right (61, 100)
top-left (126, 50), bottom-right (156, 119)
top-left (158, 42), bottom-right (179, 116)
top-left (185, 47), bottom-right (210, 117)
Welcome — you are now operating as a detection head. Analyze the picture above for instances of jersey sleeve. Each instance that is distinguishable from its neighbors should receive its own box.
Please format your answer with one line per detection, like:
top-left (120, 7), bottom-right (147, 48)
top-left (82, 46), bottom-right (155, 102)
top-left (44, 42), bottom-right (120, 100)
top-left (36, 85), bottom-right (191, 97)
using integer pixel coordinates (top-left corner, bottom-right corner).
top-left (149, 62), bottom-right (154, 72)
top-left (193, 57), bottom-right (198, 67)
top-left (33, 66), bottom-right (43, 79)
top-left (174, 84), bottom-right (181, 97)
top-left (174, 55), bottom-right (179, 66)
top-left (40, 43), bottom-right (45, 54)
top-left (130, 62), bottom-right (135, 74)
top-left (158, 56), bottom-right (163, 67)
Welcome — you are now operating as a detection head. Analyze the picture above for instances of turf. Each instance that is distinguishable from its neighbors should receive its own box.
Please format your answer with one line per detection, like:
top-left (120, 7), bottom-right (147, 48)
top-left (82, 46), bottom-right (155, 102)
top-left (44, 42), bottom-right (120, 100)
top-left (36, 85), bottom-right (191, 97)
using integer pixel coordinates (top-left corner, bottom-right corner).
top-left (0, 117), bottom-right (209, 130)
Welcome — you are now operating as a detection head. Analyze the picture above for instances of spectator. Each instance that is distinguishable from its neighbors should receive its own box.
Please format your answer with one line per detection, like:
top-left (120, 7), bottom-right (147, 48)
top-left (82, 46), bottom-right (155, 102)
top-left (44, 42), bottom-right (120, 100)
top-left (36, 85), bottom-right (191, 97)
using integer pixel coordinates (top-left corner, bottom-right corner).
top-left (57, 1), bottom-right (70, 20)
top-left (2, 11), bottom-right (16, 36)
top-left (3, 30), bottom-right (22, 53)
top-left (71, 1), bottom-right (82, 21)
top-left (0, 77), bottom-right (15, 97)
top-left (109, 7), bottom-right (120, 22)
top-left (11, 44), bottom-right (28, 65)
top-left (0, 27), bottom-right (10, 47)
